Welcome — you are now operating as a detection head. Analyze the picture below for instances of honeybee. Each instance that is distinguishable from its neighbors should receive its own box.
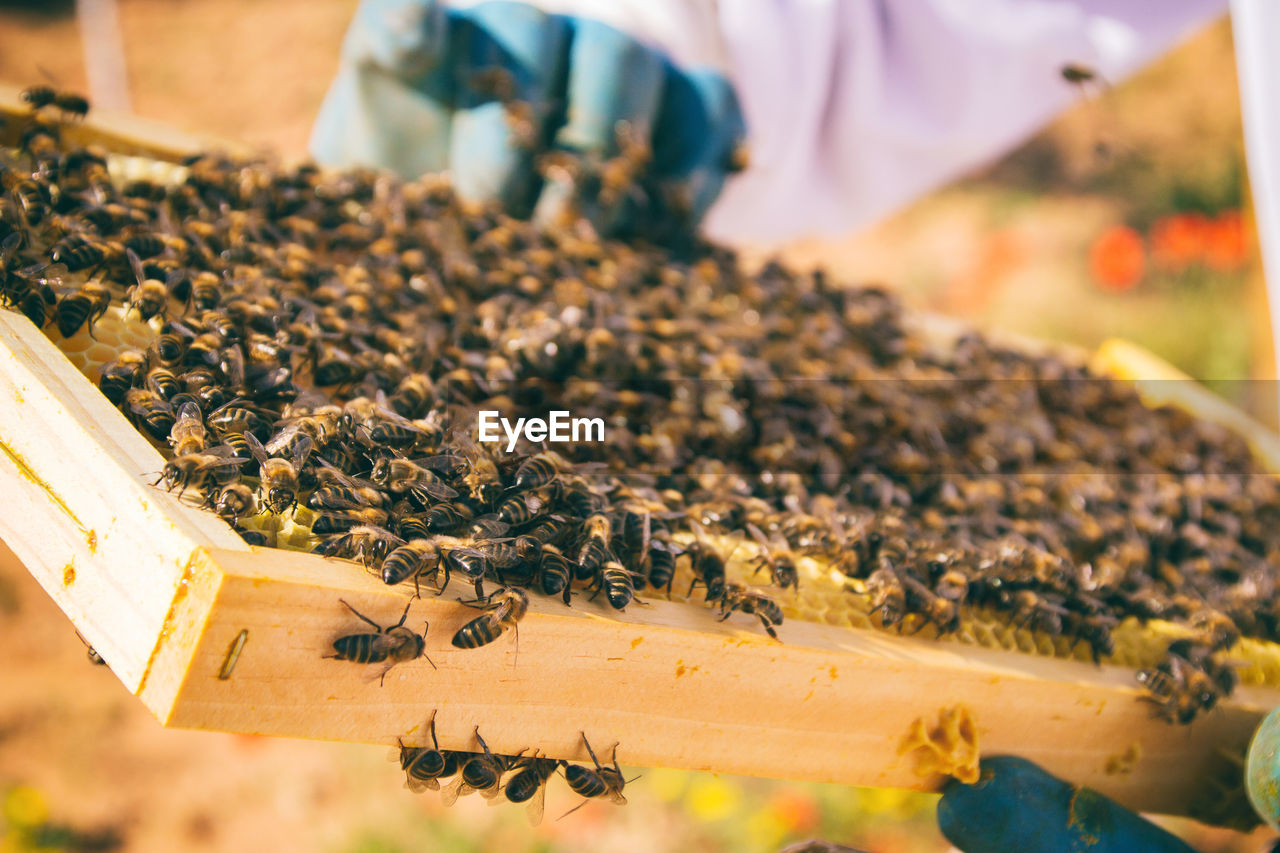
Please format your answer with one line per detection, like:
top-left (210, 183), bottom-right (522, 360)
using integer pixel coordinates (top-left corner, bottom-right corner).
top-left (645, 536), bottom-right (677, 595)
top-left (576, 513), bottom-right (613, 580)
top-left (537, 542), bottom-right (574, 604)
top-left (421, 500), bottom-right (477, 533)
top-left (864, 566), bottom-right (906, 629)
top-left (713, 581), bottom-right (783, 640)
top-left (169, 401), bottom-right (208, 456)
top-left (155, 446), bottom-right (247, 496)
top-left (98, 350), bottom-right (148, 404)
top-left (423, 434), bottom-right (503, 505)
top-left (305, 457), bottom-right (386, 510)
top-left (324, 598), bottom-right (433, 685)
top-left (53, 90), bottom-right (90, 119)
top-left (441, 729), bottom-right (513, 806)
top-left (244, 431), bottom-right (312, 513)
top-left (9, 177), bottom-right (48, 226)
top-left (747, 522), bottom-right (799, 593)
top-left (495, 484), bottom-right (556, 526)
top-left (213, 482), bottom-right (256, 524)
top-left (126, 248), bottom-right (179, 321)
top-left (125, 388), bottom-right (176, 440)
top-left (511, 450), bottom-right (575, 491)
top-left (451, 586), bottom-right (529, 654)
top-left (685, 521), bottom-right (733, 601)
top-left (591, 560), bottom-right (639, 611)
top-left (317, 524), bottom-right (404, 569)
top-left (503, 752), bottom-right (561, 825)
top-left (397, 712), bottom-right (460, 792)
top-left (371, 456), bottom-right (459, 503)
top-left (562, 734), bottom-right (629, 817)
top-left (20, 85), bottom-right (56, 110)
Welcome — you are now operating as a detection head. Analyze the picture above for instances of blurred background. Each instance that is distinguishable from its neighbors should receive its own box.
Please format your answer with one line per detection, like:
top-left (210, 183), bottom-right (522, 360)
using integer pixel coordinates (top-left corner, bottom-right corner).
top-left (0, 2), bottom-right (1274, 851)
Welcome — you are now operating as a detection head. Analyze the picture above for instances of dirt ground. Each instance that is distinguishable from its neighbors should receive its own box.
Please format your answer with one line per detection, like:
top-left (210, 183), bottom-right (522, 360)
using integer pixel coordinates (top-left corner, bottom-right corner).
top-left (0, 3), bottom-right (1274, 851)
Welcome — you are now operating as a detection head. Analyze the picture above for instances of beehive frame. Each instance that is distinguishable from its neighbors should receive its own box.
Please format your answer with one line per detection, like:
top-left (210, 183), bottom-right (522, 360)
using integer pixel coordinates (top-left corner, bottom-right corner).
top-left (2, 85), bottom-right (1279, 820)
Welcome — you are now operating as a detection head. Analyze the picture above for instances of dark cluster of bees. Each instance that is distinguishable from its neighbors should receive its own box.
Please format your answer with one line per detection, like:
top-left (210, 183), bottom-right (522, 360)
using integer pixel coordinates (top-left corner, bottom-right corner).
top-left (393, 715), bottom-right (631, 825)
top-left (3, 88), bottom-right (1280, 733)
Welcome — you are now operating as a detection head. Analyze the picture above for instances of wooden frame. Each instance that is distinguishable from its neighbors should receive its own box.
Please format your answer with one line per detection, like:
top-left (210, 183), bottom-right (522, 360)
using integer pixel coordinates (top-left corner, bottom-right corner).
top-left (2, 308), bottom-right (1278, 820)
top-left (2, 82), bottom-right (1279, 821)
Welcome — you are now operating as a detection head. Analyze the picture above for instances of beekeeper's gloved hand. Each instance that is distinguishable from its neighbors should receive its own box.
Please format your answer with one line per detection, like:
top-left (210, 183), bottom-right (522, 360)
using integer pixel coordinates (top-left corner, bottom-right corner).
top-left (310, 0), bottom-right (745, 238)
top-left (938, 756), bottom-right (1199, 853)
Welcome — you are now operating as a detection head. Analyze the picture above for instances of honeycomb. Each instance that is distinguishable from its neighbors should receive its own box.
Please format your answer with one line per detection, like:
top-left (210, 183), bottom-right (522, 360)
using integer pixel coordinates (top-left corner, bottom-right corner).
top-left (56, 298), bottom-right (1280, 689)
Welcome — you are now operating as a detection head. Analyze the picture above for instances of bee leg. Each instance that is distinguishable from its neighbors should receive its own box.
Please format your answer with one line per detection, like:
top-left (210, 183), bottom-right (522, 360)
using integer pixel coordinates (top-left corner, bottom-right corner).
top-left (337, 598), bottom-right (384, 632)
top-left (758, 616), bottom-right (779, 640)
top-left (391, 599), bottom-right (413, 630)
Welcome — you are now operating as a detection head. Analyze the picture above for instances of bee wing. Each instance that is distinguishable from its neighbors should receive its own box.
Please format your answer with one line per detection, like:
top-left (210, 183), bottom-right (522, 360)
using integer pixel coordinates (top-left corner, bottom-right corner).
top-left (126, 247), bottom-right (145, 287)
top-left (221, 347), bottom-right (245, 388)
top-left (440, 777), bottom-right (467, 808)
top-left (405, 775), bottom-right (441, 794)
top-left (176, 400), bottom-right (203, 424)
top-left (264, 424), bottom-right (301, 456)
top-left (746, 522), bottom-right (771, 552)
top-left (242, 430), bottom-right (271, 466)
top-left (471, 516), bottom-right (509, 538)
top-left (525, 780), bottom-right (546, 827)
top-left (419, 479), bottom-right (459, 501)
top-left (128, 394), bottom-right (172, 418)
top-left (163, 268), bottom-right (186, 293)
top-left (291, 434), bottom-right (315, 469)
top-left (415, 454), bottom-right (464, 471)
top-left (0, 231), bottom-right (21, 258)
top-left (480, 784), bottom-right (505, 801)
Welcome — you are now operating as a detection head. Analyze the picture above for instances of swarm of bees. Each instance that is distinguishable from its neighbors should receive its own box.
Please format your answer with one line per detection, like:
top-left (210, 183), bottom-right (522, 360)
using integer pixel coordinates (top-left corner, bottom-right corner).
top-left (395, 715), bottom-right (631, 825)
top-left (6, 83), bottom-right (1280, 740)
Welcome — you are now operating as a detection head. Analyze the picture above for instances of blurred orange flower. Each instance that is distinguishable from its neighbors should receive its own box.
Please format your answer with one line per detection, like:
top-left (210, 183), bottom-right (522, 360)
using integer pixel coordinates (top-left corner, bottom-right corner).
top-left (1149, 212), bottom-right (1208, 271)
top-left (1089, 225), bottom-right (1145, 292)
top-left (1203, 210), bottom-right (1248, 272)
top-left (768, 789), bottom-right (820, 834)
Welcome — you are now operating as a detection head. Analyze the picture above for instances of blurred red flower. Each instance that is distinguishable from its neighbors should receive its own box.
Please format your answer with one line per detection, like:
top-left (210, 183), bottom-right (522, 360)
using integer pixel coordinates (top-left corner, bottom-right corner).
top-left (1149, 212), bottom-right (1208, 271)
top-left (1203, 210), bottom-right (1248, 272)
top-left (1089, 225), bottom-right (1145, 292)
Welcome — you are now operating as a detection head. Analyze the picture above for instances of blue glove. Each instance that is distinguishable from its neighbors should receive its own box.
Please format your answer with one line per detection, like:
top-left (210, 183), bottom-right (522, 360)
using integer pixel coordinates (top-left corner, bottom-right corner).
top-left (938, 757), bottom-right (1197, 853)
top-left (310, 0), bottom-right (745, 237)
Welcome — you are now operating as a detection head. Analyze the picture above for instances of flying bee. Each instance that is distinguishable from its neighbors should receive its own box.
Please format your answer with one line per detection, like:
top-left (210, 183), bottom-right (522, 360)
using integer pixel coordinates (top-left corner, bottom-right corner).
top-left (155, 446), bottom-right (247, 497)
top-left (371, 456), bottom-right (459, 503)
top-left (244, 430), bottom-right (312, 514)
top-left (451, 586), bottom-right (529, 655)
top-left (317, 524), bottom-right (404, 569)
top-left (213, 482), bottom-right (256, 524)
top-left (714, 582), bottom-right (783, 640)
top-left (53, 91), bottom-right (90, 119)
top-left (504, 752), bottom-right (562, 825)
top-left (169, 401), bottom-right (208, 456)
top-left (20, 85), bottom-right (56, 110)
top-left (125, 388), bottom-right (175, 440)
top-left (324, 598), bottom-right (433, 685)
top-left (441, 729), bottom-right (513, 806)
top-left (98, 350), bottom-right (148, 404)
top-left (747, 522), bottom-right (799, 593)
top-left (562, 734), bottom-right (630, 817)
top-left (397, 713), bottom-right (460, 792)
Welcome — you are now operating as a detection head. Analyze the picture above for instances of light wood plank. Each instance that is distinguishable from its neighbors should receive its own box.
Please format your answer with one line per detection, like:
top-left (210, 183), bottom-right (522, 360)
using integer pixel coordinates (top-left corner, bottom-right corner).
top-left (0, 312), bottom-right (246, 690)
top-left (147, 545), bottom-right (1279, 818)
